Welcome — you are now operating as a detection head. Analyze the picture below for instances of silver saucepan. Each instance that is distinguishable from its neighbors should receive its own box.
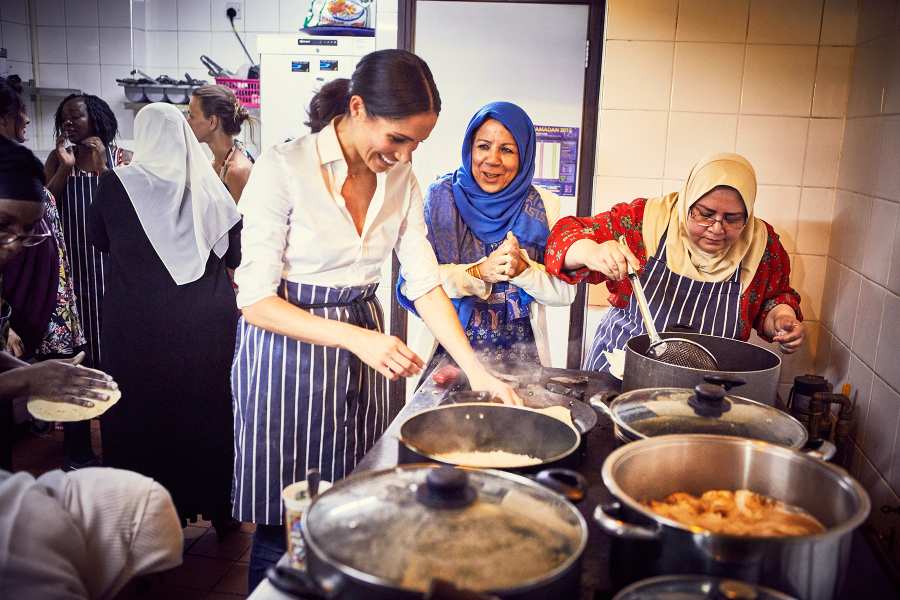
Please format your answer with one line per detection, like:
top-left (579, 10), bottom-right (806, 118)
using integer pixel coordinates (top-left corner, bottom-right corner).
top-left (590, 381), bottom-right (836, 460)
top-left (594, 435), bottom-right (870, 600)
top-left (624, 330), bottom-right (782, 405)
top-left (267, 464), bottom-right (589, 599)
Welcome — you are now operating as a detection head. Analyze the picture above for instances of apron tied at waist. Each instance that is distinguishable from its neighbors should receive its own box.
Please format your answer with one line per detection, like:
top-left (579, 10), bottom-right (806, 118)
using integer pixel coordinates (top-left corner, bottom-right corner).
top-left (296, 293), bottom-right (378, 331)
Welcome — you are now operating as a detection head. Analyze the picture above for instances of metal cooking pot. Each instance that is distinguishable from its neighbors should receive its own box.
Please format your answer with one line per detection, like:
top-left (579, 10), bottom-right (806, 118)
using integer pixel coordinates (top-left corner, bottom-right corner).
top-left (591, 382), bottom-right (809, 449)
top-left (594, 435), bottom-right (870, 600)
top-left (613, 575), bottom-right (797, 600)
top-left (624, 331), bottom-right (781, 404)
top-left (398, 403), bottom-right (581, 471)
top-left (271, 464), bottom-right (589, 599)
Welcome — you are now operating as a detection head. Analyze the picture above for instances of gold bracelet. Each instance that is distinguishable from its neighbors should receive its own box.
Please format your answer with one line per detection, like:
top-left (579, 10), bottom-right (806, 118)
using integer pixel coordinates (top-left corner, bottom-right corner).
top-left (467, 264), bottom-right (482, 280)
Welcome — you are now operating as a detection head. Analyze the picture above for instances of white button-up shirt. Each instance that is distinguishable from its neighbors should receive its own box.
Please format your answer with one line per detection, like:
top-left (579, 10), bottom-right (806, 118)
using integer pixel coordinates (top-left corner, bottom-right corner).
top-left (234, 121), bottom-right (441, 309)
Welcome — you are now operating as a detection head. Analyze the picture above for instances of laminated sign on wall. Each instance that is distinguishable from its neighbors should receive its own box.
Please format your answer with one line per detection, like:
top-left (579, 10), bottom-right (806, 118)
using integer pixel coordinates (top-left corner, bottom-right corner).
top-left (533, 125), bottom-right (579, 197)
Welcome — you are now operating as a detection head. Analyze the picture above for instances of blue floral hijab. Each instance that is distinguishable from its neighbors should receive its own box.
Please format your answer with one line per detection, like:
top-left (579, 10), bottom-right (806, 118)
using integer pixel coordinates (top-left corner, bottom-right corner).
top-left (397, 102), bottom-right (550, 328)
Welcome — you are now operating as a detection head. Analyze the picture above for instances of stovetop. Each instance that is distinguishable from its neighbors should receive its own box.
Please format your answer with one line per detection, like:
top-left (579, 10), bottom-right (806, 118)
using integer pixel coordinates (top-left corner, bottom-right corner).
top-left (466, 357), bottom-right (621, 401)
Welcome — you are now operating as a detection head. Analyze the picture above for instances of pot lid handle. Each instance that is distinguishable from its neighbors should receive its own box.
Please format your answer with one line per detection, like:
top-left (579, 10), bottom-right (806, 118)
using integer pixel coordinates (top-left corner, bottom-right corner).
top-left (703, 374), bottom-right (746, 391)
top-left (688, 383), bottom-right (732, 418)
top-left (416, 466), bottom-right (477, 510)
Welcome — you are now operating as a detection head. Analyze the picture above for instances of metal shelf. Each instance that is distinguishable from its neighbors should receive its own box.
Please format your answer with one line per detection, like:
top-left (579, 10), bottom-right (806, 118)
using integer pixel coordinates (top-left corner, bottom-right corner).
top-left (23, 85), bottom-right (82, 100)
top-left (123, 101), bottom-right (189, 111)
top-left (122, 101), bottom-right (260, 112)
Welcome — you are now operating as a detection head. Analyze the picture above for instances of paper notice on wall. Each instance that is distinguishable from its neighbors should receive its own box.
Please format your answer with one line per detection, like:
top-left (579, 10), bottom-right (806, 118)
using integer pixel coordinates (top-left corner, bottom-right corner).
top-left (533, 125), bottom-right (579, 197)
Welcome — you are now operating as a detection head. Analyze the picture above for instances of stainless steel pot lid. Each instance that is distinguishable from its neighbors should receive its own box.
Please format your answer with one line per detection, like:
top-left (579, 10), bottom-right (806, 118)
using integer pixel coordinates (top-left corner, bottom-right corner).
top-left (607, 383), bottom-right (808, 448)
top-left (613, 575), bottom-right (797, 600)
top-left (302, 464), bottom-right (587, 593)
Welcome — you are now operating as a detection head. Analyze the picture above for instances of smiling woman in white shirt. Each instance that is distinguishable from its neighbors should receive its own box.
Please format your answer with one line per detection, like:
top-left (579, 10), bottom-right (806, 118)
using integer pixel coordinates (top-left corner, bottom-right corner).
top-left (232, 49), bottom-right (519, 589)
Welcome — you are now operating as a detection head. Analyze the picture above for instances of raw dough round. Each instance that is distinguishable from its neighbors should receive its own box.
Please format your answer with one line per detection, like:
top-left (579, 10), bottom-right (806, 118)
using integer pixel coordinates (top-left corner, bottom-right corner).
top-left (27, 386), bottom-right (122, 422)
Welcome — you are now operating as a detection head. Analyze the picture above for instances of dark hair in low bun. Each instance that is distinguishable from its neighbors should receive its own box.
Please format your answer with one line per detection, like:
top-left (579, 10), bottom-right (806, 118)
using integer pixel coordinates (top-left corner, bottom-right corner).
top-left (0, 75), bottom-right (26, 124)
top-left (193, 84), bottom-right (251, 136)
top-left (306, 78), bottom-right (351, 133)
top-left (0, 135), bottom-right (46, 190)
top-left (305, 49), bottom-right (441, 133)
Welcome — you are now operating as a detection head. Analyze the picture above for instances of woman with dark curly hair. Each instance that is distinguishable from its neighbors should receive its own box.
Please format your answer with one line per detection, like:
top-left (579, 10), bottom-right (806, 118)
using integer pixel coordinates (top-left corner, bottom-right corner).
top-left (43, 95), bottom-right (131, 374)
top-left (42, 95), bottom-right (130, 469)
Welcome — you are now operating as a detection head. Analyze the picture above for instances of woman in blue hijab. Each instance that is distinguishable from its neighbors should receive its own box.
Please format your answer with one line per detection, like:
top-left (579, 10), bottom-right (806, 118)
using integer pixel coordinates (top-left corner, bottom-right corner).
top-left (398, 102), bottom-right (575, 372)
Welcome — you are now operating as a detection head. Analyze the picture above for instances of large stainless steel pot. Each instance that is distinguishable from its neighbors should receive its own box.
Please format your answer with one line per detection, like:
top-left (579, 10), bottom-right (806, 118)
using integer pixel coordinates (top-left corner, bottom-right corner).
top-left (594, 435), bottom-right (870, 600)
top-left (270, 464), bottom-right (588, 599)
top-left (624, 332), bottom-right (781, 404)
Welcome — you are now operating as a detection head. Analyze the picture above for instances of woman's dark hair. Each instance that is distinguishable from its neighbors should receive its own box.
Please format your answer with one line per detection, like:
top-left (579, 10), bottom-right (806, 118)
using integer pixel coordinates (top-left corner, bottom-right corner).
top-left (0, 75), bottom-right (25, 124)
top-left (192, 84), bottom-right (251, 136)
top-left (0, 135), bottom-right (46, 188)
top-left (306, 49), bottom-right (441, 133)
top-left (53, 93), bottom-right (119, 146)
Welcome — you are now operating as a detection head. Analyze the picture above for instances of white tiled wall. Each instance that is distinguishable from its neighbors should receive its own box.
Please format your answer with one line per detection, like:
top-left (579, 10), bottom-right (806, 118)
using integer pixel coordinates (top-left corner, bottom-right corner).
top-left (0, 0), bottom-right (397, 157)
top-left (590, 0), bottom-right (856, 397)
top-left (814, 0), bottom-right (900, 549)
top-left (138, 0), bottom-right (397, 155)
top-left (2, 1), bottom-right (36, 153)
top-left (142, 0), bottom-right (314, 84)
top-left (595, 0), bottom-right (899, 548)
top-left (1, 0), bottom-right (33, 82)
top-left (0, 1), bottom-right (142, 154)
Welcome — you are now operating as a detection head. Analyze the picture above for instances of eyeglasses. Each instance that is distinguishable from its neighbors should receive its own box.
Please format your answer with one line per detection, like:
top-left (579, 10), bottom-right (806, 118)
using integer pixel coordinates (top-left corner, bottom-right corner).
top-left (0, 220), bottom-right (51, 247)
top-left (689, 206), bottom-right (747, 231)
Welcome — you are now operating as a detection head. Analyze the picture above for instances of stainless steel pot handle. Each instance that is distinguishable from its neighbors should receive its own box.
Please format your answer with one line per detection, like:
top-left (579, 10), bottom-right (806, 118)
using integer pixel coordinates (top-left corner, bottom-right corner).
top-left (267, 565), bottom-right (336, 599)
top-left (534, 468), bottom-right (588, 503)
top-left (803, 439), bottom-right (837, 461)
top-left (589, 394), bottom-right (615, 418)
top-left (594, 501), bottom-right (661, 541)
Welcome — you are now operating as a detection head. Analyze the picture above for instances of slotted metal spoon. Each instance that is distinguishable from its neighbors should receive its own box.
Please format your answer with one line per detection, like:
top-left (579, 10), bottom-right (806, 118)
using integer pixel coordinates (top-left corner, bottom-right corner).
top-left (619, 238), bottom-right (720, 370)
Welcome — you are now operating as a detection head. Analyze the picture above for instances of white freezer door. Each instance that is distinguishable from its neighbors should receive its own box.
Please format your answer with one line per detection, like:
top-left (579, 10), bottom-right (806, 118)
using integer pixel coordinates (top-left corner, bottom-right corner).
top-left (260, 54), bottom-right (359, 150)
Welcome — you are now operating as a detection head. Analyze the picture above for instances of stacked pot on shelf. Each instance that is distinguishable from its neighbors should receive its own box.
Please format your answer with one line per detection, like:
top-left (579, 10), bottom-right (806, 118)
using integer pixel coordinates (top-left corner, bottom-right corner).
top-left (116, 70), bottom-right (207, 105)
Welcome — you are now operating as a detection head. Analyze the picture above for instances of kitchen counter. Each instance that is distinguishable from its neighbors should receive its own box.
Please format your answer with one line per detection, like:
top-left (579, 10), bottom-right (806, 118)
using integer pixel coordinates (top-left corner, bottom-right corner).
top-left (249, 359), bottom-right (898, 600)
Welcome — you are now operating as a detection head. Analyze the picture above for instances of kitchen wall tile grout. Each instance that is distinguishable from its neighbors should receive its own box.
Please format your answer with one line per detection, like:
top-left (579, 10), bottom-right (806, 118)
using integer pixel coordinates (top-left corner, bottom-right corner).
top-left (849, 438), bottom-right (900, 503)
top-left (820, 322), bottom-right (900, 398)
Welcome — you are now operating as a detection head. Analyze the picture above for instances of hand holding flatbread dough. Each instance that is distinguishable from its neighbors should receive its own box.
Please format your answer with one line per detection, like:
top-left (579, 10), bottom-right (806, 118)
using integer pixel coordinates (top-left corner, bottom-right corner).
top-left (24, 351), bottom-right (121, 422)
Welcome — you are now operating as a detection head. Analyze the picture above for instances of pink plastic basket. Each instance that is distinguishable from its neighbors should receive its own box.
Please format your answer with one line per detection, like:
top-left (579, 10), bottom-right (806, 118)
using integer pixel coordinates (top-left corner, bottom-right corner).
top-left (214, 77), bottom-right (260, 108)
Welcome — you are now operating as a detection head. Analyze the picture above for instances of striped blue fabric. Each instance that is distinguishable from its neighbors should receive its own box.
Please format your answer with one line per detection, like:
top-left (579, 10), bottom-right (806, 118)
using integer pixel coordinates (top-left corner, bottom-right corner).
top-left (57, 146), bottom-right (116, 368)
top-left (231, 280), bottom-right (392, 525)
top-left (584, 230), bottom-right (742, 373)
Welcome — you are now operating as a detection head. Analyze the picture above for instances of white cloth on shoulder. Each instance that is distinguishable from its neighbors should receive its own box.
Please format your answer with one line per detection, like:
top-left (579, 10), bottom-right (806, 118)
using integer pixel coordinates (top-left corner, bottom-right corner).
top-left (0, 467), bottom-right (183, 600)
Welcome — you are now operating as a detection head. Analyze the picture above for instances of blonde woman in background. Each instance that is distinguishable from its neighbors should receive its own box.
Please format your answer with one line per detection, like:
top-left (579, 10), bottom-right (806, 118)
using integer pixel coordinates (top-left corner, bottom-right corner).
top-left (187, 84), bottom-right (255, 201)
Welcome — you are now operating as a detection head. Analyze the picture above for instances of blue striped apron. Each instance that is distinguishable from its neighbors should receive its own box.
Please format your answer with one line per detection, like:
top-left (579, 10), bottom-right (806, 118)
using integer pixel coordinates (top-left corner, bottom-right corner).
top-left (584, 230), bottom-right (742, 372)
top-left (57, 146), bottom-right (117, 368)
top-left (231, 281), bottom-right (391, 525)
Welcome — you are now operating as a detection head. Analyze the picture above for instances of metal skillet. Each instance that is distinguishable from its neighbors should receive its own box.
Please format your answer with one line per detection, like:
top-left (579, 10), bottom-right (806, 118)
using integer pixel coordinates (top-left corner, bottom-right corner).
top-left (444, 388), bottom-right (598, 435)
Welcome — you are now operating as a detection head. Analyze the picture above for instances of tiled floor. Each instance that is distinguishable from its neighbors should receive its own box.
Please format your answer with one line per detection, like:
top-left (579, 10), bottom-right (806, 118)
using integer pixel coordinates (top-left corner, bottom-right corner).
top-left (11, 420), bottom-right (252, 600)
